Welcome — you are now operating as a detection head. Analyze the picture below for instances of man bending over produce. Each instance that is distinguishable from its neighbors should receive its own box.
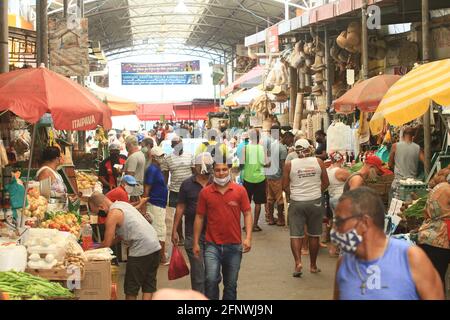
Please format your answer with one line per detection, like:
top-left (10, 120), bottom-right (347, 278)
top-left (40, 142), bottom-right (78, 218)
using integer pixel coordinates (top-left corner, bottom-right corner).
top-left (88, 192), bottom-right (161, 300)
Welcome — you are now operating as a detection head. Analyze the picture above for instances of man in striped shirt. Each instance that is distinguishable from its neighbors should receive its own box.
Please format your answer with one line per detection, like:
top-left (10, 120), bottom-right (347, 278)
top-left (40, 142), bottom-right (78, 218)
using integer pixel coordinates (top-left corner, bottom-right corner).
top-left (161, 136), bottom-right (195, 248)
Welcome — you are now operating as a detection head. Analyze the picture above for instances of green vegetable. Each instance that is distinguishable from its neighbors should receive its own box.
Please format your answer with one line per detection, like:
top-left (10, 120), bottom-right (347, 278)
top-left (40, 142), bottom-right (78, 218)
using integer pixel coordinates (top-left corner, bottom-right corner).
top-left (403, 196), bottom-right (428, 219)
top-left (0, 271), bottom-right (74, 300)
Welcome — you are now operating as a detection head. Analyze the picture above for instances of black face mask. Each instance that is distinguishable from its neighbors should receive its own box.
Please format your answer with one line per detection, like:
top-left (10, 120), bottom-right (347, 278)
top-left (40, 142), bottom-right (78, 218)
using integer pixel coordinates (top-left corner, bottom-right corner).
top-left (98, 210), bottom-right (107, 217)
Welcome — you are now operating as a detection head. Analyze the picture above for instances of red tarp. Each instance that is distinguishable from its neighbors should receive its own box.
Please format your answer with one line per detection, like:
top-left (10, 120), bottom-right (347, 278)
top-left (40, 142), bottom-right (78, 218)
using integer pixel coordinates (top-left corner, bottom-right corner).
top-left (136, 100), bottom-right (218, 121)
top-left (222, 65), bottom-right (265, 95)
top-left (174, 102), bottom-right (219, 120)
top-left (136, 103), bottom-right (175, 121)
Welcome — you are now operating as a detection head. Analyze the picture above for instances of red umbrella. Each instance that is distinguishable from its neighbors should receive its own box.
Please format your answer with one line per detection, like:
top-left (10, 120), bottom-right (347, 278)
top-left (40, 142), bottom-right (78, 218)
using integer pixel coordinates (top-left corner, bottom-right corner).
top-left (333, 74), bottom-right (401, 114)
top-left (0, 66), bottom-right (112, 130)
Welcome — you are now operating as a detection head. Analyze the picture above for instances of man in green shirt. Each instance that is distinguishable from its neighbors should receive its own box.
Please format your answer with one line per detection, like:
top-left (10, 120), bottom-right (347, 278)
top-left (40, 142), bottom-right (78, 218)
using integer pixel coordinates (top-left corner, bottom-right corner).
top-left (242, 129), bottom-right (270, 232)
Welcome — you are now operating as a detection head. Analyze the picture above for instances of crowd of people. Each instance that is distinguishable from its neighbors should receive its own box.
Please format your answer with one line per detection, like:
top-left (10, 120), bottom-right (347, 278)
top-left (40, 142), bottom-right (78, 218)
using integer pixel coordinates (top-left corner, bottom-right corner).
top-left (85, 122), bottom-right (447, 300)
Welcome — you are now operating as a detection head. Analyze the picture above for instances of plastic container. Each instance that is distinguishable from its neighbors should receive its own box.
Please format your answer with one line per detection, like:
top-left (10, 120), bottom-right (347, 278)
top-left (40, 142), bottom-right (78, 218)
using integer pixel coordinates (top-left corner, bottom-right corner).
top-left (81, 223), bottom-right (93, 251)
top-left (0, 245), bottom-right (27, 272)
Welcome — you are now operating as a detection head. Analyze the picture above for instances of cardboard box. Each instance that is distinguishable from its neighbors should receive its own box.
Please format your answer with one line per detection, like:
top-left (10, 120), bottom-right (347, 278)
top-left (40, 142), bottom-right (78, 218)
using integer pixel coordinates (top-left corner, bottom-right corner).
top-left (75, 260), bottom-right (111, 300)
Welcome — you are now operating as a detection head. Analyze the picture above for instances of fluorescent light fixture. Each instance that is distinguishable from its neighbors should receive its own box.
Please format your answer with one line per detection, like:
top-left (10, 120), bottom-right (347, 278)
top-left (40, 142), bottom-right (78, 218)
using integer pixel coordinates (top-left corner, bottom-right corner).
top-left (174, 0), bottom-right (189, 14)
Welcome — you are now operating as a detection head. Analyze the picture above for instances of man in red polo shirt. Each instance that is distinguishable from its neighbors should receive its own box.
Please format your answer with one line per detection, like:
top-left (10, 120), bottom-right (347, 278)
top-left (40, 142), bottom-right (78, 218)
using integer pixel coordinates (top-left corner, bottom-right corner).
top-left (193, 159), bottom-right (252, 300)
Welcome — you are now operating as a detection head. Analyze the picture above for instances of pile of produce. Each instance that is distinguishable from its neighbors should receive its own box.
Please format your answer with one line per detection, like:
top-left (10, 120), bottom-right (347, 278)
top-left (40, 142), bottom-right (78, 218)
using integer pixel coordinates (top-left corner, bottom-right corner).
top-left (76, 171), bottom-right (98, 190)
top-left (428, 165), bottom-right (450, 188)
top-left (0, 271), bottom-right (74, 300)
top-left (398, 195), bottom-right (427, 231)
top-left (40, 212), bottom-right (83, 237)
top-left (23, 188), bottom-right (48, 219)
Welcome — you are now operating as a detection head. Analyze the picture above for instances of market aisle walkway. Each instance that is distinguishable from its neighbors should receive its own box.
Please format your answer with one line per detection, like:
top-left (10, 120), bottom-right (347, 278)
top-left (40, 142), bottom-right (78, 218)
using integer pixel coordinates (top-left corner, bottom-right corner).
top-left (117, 213), bottom-right (337, 300)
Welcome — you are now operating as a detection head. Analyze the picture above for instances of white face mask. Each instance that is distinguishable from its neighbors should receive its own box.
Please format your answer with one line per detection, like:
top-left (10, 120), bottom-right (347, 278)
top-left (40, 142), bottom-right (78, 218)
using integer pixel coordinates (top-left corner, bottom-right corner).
top-left (124, 185), bottom-right (135, 194)
top-left (214, 175), bottom-right (231, 186)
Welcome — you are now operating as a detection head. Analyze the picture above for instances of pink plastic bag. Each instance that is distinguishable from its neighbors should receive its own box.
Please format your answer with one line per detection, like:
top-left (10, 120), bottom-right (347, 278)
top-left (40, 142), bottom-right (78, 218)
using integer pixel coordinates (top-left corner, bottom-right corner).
top-left (168, 246), bottom-right (190, 280)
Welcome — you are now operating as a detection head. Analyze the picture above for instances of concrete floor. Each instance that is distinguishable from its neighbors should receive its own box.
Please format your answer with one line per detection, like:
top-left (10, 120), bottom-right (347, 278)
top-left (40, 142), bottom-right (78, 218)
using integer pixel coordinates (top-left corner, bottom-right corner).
top-left (117, 212), bottom-right (337, 300)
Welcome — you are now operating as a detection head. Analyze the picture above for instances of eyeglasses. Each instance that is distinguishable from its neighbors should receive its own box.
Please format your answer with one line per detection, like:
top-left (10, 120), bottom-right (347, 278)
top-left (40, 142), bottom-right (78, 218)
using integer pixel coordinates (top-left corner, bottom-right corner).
top-left (333, 215), bottom-right (363, 228)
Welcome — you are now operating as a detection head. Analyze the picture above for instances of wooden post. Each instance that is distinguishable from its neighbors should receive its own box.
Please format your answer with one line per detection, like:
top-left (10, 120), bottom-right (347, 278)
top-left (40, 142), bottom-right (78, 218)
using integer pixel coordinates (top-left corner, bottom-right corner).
top-left (294, 93), bottom-right (303, 131)
top-left (0, 0), bottom-right (8, 73)
top-left (361, 0), bottom-right (369, 80)
top-left (289, 66), bottom-right (298, 126)
top-left (63, 0), bottom-right (69, 18)
top-left (422, 0), bottom-right (431, 174)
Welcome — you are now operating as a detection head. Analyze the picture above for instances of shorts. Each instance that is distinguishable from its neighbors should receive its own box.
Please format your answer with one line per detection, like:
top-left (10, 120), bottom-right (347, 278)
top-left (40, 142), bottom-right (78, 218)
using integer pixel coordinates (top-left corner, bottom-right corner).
top-left (243, 180), bottom-right (267, 204)
top-left (168, 191), bottom-right (179, 208)
top-left (124, 251), bottom-right (160, 296)
top-left (147, 203), bottom-right (166, 242)
top-left (266, 178), bottom-right (283, 205)
top-left (288, 198), bottom-right (324, 238)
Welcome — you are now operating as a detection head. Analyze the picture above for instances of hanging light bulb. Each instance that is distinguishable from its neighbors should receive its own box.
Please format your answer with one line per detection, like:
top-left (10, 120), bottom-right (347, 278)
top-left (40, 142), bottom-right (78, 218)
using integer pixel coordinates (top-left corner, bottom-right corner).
top-left (174, 0), bottom-right (189, 14)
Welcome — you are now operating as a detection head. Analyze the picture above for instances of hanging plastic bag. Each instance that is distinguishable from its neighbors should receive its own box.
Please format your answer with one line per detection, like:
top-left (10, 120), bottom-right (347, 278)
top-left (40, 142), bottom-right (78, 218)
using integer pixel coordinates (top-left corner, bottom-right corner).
top-left (375, 145), bottom-right (390, 163)
top-left (168, 246), bottom-right (190, 280)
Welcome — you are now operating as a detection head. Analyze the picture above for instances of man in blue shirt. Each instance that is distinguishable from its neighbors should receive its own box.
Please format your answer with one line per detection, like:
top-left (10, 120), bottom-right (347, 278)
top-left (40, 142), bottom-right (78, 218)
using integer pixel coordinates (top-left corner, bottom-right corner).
top-left (144, 146), bottom-right (169, 265)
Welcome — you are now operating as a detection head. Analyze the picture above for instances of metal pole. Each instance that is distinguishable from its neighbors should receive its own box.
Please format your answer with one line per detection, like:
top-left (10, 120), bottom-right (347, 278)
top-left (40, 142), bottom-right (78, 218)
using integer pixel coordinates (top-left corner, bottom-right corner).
top-left (0, 0), bottom-right (8, 73)
top-left (289, 67), bottom-right (298, 126)
top-left (223, 51), bottom-right (228, 87)
top-left (361, 0), bottom-right (369, 80)
top-left (284, 0), bottom-right (290, 20)
top-left (422, 0), bottom-right (431, 174)
top-left (40, 0), bottom-right (48, 67)
top-left (324, 26), bottom-right (332, 130)
top-left (21, 125), bottom-right (37, 228)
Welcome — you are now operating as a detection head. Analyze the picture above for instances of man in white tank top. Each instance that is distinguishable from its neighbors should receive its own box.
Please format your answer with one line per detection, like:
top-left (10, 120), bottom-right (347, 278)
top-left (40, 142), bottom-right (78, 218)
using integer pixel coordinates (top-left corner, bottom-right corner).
top-left (283, 139), bottom-right (329, 277)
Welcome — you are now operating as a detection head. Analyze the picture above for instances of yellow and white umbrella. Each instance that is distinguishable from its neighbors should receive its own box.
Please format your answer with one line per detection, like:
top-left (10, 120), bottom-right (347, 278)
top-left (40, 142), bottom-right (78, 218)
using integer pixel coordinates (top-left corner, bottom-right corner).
top-left (370, 59), bottom-right (450, 134)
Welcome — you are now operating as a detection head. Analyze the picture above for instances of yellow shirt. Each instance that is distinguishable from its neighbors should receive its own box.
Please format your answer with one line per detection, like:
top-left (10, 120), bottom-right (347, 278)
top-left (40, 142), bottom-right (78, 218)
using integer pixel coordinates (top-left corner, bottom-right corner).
top-left (195, 140), bottom-right (228, 158)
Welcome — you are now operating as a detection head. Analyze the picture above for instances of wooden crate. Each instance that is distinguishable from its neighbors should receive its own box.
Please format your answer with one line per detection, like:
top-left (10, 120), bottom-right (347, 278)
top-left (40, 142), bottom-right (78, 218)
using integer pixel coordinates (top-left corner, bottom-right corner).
top-left (26, 267), bottom-right (85, 281)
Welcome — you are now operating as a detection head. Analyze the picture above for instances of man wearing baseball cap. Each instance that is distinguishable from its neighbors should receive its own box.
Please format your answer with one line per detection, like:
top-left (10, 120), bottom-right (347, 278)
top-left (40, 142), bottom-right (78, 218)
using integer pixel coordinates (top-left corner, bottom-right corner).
top-left (283, 138), bottom-right (329, 276)
top-left (98, 143), bottom-right (127, 194)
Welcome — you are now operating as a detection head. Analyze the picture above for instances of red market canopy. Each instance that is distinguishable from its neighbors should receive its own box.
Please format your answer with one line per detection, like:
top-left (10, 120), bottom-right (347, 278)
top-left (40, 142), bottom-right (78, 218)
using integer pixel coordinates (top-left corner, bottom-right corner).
top-left (222, 65), bottom-right (265, 96)
top-left (0, 66), bottom-right (112, 130)
top-left (136, 103), bottom-right (175, 121)
top-left (173, 100), bottom-right (218, 120)
top-left (137, 100), bottom-right (218, 121)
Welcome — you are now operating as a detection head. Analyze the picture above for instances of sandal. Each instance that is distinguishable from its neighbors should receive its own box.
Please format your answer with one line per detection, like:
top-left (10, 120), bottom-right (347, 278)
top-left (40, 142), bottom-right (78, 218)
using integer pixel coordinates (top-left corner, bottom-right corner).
top-left (293, 264), bottom-right (303, 277)
top-left (310, 266), bottom-right (322, 274)
top-left (252, 225), bottom-right (262, 232)
top-left (267, 220), bottom-right (276, 226)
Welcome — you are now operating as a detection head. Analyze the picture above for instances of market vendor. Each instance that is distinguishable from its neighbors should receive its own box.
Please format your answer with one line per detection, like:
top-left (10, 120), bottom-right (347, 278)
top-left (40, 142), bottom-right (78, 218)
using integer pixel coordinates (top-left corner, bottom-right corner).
top-left (98, 143), bottom-right (127, 194)
top-left (343, 155), bottom-right (392, 192)
top-left (388, 127), bottom-right (424, 200)
top-left (36, 146), bottom-right (67, 196)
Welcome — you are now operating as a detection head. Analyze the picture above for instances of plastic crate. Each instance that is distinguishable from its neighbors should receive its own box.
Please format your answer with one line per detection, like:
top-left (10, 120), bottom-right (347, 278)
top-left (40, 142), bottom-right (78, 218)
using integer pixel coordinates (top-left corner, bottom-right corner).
top-left (398, 184), bottom-right (428, 202)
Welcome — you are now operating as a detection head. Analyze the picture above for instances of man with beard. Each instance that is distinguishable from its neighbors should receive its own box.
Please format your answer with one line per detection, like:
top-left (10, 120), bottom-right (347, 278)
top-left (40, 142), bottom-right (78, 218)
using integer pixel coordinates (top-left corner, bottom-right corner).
top-left (98, 143), bottom-right (127, 194)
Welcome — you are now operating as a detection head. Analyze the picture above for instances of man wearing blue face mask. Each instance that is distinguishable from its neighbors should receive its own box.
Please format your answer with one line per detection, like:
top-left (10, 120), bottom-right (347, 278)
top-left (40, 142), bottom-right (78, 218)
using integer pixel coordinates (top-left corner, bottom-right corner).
top-left (332, 187), bottom-right (444, 300)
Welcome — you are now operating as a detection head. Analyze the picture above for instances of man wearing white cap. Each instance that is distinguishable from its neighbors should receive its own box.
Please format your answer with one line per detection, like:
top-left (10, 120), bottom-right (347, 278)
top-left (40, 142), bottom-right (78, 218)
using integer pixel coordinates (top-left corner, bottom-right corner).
top-left (283, 139), bottom-right (329, 277)
top-left (161, 136), bottom-right (194, 247)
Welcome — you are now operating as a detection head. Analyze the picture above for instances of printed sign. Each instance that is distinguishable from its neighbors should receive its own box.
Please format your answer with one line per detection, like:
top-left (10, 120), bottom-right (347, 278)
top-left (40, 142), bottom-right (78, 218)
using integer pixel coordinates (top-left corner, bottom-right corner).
top-left (122, 73), bottom-right (202, 86)
top-left (121, 61), bottom-right (200, 74)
